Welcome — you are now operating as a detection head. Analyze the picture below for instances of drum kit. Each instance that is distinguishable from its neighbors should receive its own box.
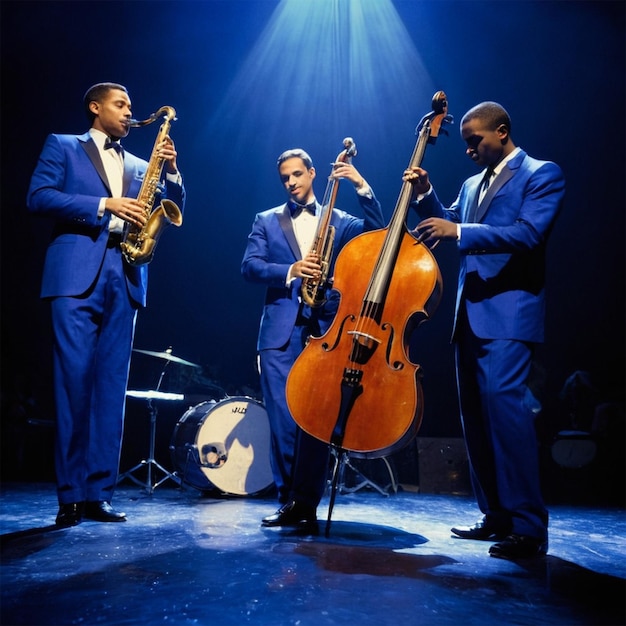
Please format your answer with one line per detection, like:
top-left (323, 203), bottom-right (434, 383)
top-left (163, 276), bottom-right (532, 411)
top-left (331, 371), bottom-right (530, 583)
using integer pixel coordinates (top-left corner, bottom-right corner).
top-left (118, 347), bottom-right (273, 496)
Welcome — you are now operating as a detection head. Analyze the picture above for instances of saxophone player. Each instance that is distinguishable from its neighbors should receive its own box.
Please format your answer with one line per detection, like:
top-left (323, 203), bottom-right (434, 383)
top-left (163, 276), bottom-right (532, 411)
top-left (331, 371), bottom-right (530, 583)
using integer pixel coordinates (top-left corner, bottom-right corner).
top-left (27, 82), bottom-right (185, 527)
top-left (242, 148), bottom-right (384, 531)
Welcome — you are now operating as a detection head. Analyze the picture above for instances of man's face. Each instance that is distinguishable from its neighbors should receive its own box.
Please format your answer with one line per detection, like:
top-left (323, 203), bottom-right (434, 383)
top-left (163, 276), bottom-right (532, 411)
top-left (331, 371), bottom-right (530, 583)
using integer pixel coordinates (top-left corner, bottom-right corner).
top-left (461, 118), bottom-right (506, 168)
top-left (90, 89), bottom-right (132, 140)
top-left (279, 157), bottom-right (316, 205)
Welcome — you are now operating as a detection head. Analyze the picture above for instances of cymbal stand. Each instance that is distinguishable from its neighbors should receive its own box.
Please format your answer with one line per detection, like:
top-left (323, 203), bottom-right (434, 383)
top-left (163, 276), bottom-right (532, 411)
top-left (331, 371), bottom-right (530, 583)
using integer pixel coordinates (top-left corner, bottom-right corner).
top-left (118, 359), bottom-right (181, 494)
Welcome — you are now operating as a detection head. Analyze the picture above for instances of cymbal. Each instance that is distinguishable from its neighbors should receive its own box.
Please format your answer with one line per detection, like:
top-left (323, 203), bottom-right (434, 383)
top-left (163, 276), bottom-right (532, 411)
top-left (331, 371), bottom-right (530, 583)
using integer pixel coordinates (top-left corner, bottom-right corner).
top-left (126, 390), bottom-right (185, 401)
top-left (133, 348), bottom-right (201, 368)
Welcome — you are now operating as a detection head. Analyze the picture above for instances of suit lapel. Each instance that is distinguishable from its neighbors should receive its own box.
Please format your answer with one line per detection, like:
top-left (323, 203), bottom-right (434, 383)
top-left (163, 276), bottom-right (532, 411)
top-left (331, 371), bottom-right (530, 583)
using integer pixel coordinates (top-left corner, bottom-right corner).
top-left (465, 176), bottom-right (482, 222)
top-left (471, 152), bottom-right (525, 222)
top-left (79, 134), bottom-right (114, 196)
top-left (277, 204), bottom-right (301, 260)
top-left (122, 157), bottom-right (134, 197)
top-left (473, 167), bottom-right (512, 222)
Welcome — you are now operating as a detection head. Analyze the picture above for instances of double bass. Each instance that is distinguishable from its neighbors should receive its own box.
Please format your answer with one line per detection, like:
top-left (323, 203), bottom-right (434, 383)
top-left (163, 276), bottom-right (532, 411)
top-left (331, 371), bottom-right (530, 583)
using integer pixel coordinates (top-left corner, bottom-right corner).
top-left (286, 92), bottom-right (452, 461)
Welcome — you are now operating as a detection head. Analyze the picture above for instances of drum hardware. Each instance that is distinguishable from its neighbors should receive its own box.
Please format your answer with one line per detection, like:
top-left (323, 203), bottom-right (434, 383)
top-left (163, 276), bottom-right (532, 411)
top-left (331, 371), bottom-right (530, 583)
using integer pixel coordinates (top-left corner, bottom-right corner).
top-left (199, 442), bottom-right (228, 469)
top-left (117, 389), bottom-right (183, 493)
top-left (118, 347), bottom-right (195, 494)
top-left (170, 397), bottom-right (274, 496)
top-left (329, 448), bottom-right (398, 497)
top-left (177, 443), bottom-right (203, 491)
top-left (126, 390), bottom-right (184, 401)
top-left (132, 347), bottom-right (202, 369)
top-left (173, 439), bottom-right (227, 497)
top-left (174, 438), bottom-right (228, 486)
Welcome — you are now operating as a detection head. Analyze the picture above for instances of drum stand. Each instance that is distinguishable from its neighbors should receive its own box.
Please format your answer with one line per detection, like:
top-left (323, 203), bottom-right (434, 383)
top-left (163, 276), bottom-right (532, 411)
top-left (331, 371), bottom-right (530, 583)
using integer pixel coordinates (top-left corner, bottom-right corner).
top-left (118, 361), bottom-right (182, 494)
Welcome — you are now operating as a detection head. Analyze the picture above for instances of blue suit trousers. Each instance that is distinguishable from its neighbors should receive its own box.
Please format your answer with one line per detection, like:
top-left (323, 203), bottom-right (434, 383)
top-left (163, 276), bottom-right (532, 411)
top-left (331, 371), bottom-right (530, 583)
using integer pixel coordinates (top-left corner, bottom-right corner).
top-left (259, 322), bottom-right (329, 508)
top-left (456, 312), bottom-right (548, 539)
top-left (51, 244), bottom-right (137, 504)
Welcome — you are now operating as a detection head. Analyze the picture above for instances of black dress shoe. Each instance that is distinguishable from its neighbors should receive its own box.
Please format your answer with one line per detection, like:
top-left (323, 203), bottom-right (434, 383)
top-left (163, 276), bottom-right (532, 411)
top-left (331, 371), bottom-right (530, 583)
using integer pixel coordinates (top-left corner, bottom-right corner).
top-left (489, 534), bottom-right (548, 560)
top-left (84, 501), bottom-right (127, 522)
top-left (261, 501), bottom-right (317, 529)
top-left (451, 518), bottom-right (508, 541)
top-left (55, 502), bottom-right (84, 527)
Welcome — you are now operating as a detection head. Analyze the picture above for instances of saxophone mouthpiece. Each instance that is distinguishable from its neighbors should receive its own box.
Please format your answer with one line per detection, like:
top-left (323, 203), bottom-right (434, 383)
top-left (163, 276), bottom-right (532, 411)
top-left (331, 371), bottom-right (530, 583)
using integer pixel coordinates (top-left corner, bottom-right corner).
top-left (129, 117), bottom-right (155, 128)
top-left (129, 113), bottom-right (159, 128)
top-left (129, 107), bottom-right (177, 128)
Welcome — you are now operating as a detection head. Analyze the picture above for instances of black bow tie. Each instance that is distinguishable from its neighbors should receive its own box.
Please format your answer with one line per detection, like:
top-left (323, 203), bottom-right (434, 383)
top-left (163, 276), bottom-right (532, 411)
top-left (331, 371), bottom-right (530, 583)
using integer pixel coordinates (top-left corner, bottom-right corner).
top-left (104, 140), bottom-right (123, 154)
top-left (289, 201), bottom-right (317, 217)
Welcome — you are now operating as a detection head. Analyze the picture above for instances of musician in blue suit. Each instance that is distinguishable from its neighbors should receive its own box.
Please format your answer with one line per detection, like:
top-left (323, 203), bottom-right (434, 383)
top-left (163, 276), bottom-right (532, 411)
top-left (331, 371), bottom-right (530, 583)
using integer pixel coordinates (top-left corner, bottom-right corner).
top-left (406, 101), bottom-right (565, 559)
top-left (27, 83), bottom-right (185, 526)
top-left (242, 148), bottom-right (385, 530)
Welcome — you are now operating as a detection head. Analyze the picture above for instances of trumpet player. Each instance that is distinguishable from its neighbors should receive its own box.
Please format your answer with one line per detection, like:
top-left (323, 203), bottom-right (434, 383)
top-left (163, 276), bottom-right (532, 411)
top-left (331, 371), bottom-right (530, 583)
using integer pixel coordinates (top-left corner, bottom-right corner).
top-left (27, 82), bottom-right (185, 527)
top-left (242, 148), bottom-right (384, 531)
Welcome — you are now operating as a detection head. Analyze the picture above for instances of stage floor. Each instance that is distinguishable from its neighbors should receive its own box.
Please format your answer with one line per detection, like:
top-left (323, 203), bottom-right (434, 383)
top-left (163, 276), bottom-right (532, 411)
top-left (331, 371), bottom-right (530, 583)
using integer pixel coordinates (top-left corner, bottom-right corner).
top-left (1, 481), bottom-right (624, 626)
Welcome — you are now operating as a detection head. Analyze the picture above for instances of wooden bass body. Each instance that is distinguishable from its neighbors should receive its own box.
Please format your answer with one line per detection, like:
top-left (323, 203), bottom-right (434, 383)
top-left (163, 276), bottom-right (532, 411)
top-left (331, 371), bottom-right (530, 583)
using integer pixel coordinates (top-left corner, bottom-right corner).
top-left (286, 226), bottom-right (442, 457)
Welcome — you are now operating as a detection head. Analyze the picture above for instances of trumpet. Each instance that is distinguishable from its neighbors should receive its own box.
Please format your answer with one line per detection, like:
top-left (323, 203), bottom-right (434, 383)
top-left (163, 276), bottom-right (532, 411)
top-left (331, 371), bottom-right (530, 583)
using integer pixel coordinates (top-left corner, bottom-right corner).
top-left (120, 106), bottom-right (182, 266)
top-left (301, 137), bottom-right (357, 307)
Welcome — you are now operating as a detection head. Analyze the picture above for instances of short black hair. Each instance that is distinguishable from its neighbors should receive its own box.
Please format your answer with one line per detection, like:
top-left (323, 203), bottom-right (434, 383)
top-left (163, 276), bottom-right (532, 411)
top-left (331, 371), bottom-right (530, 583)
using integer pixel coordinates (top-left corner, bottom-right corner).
top-left (276, 148), bottom-right (313, 170)
top-left (461, 101), bottom-right (512, 134)
top-left (83, 82), bottom-right (128, 122)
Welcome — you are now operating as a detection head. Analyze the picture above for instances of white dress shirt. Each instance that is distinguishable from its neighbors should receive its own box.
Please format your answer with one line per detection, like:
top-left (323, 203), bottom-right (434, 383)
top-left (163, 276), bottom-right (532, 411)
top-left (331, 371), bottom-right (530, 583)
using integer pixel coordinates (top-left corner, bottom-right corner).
top-left (90, 128), bottom-right (125, 233)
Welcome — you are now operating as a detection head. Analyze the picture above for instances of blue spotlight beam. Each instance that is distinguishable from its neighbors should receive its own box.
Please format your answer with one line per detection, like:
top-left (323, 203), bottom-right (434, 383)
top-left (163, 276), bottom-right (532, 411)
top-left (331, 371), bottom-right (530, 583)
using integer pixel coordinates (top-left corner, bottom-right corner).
top-left (201, 0), bottom-right (436, 166)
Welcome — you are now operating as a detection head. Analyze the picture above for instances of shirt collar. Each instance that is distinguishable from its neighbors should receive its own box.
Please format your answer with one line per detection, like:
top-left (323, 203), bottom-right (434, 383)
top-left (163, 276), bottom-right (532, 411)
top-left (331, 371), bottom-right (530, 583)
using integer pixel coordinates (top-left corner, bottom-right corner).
top-left (489, 146), bottom-right (521, 178)
top-left (89, 128), bottom-right (121, 151)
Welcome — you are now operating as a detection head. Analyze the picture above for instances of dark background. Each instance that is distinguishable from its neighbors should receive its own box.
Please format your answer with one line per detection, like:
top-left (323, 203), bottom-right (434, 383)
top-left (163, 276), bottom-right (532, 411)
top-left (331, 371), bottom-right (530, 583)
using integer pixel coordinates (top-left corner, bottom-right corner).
top-left (1, 1), bottom-right (624, 502)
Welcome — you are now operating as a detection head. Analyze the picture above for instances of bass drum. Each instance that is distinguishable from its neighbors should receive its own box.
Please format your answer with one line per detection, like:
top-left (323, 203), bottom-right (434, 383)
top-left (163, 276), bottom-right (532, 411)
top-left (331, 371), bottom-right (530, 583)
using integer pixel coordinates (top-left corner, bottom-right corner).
top-left (170, 397), bottom-right (274, 496)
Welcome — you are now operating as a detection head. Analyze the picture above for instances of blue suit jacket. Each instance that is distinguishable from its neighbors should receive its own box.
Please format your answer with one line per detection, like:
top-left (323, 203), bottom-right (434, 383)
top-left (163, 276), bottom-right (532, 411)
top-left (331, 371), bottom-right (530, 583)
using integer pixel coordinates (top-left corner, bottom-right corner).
top-left (242, 194), bottom-right (385, 350)
top-left (27, 132), bottom-right (186, 307)
top-left (415, 149), bottom-right (565, 342)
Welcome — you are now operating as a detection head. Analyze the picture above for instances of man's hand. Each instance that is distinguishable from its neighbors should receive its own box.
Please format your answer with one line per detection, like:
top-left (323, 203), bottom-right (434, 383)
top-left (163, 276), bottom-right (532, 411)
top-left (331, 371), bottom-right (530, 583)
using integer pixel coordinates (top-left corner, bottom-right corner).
top-left (293, 252), bottom-right (322, 279)
top-left (105, 197), bottom-right (147, 227)
top-left (414, 217), bottom-right (457, 244)
top-left (156, 136), bottom-right (179, 175)
top-left (403, 166), bottom-right (431, 199)
top-left (331, 161), bottom-right (366, 190)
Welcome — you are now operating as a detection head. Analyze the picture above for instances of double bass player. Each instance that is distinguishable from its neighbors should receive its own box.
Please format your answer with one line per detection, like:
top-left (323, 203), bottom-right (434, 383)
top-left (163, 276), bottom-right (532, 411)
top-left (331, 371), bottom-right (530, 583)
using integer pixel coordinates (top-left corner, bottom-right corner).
top-left (406, 101), bottom-right (565, 560)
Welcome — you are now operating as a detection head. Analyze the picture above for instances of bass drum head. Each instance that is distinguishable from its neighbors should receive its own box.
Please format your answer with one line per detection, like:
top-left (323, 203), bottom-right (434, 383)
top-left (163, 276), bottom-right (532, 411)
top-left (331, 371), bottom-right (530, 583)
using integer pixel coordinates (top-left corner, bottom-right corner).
top-left (170, 397), bottom-right (274, 496)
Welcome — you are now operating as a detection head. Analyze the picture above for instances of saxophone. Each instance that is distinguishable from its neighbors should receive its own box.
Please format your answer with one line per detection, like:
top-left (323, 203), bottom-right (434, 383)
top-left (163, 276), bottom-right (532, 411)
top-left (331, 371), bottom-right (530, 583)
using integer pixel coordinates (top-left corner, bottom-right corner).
top-left (120, 105), bottom-right (183, 266)
top-left (301, 137), bottom-right (357, 307)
